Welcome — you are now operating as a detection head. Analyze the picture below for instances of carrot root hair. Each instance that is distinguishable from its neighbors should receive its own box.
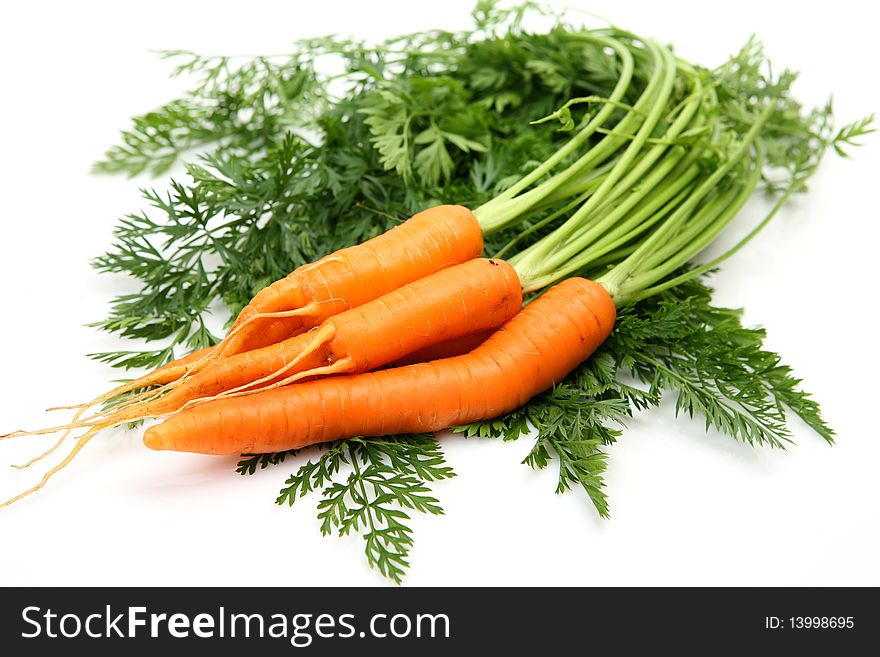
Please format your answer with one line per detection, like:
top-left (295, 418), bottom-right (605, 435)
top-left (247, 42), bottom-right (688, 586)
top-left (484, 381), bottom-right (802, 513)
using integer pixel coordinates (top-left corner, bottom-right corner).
top-left (172, 325), bottom-right (349, 412)
top-left (43, 359), bottom-right (196, 413)
top-left (1, 411), bottom-right (118, 439)
top-left (183, 357), bottom-right (357, 411)
top-left (0, 426), bottom-right (100, 509)
top-left (11, 433), bottom-right (68, 470)
top-left (9, 408), bottom-right (88, 469)
top-left (212, 302), bottom-right (324, 356)
top-left (1, 327), bottom-right (336, 444)
top-left (33, 304), bottom-right (328, 427)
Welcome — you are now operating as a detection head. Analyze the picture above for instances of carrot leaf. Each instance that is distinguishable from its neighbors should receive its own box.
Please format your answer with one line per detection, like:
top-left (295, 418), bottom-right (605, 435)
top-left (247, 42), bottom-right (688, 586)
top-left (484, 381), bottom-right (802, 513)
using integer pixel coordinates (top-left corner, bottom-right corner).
top-left (236, 451), bottom-right (295, 476)
top-left (93, 53), bottom-right (323, 177)
top-left (274, 435), bottom-right (454, 584)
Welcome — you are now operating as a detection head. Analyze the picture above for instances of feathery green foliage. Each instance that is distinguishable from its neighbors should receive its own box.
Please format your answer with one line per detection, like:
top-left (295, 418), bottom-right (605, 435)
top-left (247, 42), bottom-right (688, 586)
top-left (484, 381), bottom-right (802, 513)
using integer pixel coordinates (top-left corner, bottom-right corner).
top-left (269, 435), bottom-right (454, 584)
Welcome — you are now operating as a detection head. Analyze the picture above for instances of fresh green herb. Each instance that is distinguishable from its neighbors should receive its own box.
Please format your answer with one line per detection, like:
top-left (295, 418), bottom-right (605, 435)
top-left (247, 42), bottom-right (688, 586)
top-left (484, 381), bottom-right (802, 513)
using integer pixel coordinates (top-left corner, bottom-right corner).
top-left (93, 51), bottom-right (323, 177)
top-left (236, 450), bottom-right (294, 476)
top-left (268, 435), bottom-right (454, 584)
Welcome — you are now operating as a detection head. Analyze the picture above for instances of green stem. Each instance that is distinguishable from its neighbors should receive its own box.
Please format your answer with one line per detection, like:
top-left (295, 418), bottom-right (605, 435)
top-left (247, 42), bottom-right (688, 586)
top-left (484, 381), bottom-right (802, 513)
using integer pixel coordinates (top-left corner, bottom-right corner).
top-left (515, 40), bottom-right (677, 255)
top-left (509, 58), bottom-right (706, 288)
top-left (597, 102), bottom-right (776, 303)
top-left (351, 446), bottom-right (378, 536)
top-left (512, 140), bottom-right (693, 277)
top-left (623, 184), bottom-right (742, 293)
top-left (523, 158), bottom-right (620, 212)
top-left (634, 149), bottom-right (763, 277)
top-left (493, 185), bottom-right (597, 260)
top-left (473, 35), bottom-right (635, 232)
top-left (559, 176), bottom-right (700, 279)
top-left (519, 173), bottom-right (697, 292)
top-left (629, 168), bottom-right (802, 302)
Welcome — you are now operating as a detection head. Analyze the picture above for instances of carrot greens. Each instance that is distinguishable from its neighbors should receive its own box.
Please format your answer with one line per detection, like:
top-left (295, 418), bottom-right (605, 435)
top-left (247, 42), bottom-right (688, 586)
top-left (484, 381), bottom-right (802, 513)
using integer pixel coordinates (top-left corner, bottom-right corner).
top-left (275, 435), bottom-right (454, 584)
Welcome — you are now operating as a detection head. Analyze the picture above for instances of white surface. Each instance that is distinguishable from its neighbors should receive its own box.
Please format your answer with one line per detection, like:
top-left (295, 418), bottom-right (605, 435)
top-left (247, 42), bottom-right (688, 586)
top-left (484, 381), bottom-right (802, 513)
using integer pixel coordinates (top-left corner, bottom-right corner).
top-left (1, 0), bottom-right (878, 587)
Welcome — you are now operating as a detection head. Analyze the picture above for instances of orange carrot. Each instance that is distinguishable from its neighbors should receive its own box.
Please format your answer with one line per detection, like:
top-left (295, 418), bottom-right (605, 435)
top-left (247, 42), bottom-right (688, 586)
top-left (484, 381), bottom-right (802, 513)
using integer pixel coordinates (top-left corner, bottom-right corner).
top-left (135, 346), bottom-right (214, 386)
top-left (143, 278), bottom-right (616, 455)
top-left (59, 259), bottom-right (522, 424)
top-left (44, 204), bottom-right (482, 418)
top-left (0, 257), bottom-right (522, 508)
top-left (210, 204), bottom-right (483, 362)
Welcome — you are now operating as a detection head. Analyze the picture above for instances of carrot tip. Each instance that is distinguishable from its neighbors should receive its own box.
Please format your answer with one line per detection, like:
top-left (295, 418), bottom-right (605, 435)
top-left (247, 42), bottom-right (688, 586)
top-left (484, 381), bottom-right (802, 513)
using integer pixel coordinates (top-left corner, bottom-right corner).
top-left (143, 427), bottom-right (166, 451)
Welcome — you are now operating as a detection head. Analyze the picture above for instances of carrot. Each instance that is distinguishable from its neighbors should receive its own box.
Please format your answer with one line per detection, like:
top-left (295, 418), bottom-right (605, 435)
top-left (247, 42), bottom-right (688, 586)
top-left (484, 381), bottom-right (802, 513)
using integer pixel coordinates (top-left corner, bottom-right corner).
top-left (143, 278), bottom-right (615, 455)
top-left (142, 346), bottom-right (214, 385)
top-left (208, 204), bottom-right (483, 362)
top-left (42, 204), bottom-right (482, 419)
top-left (94, 258), bottom-right (520, 420)
top-left (30, 259), bottom-right (522, 431)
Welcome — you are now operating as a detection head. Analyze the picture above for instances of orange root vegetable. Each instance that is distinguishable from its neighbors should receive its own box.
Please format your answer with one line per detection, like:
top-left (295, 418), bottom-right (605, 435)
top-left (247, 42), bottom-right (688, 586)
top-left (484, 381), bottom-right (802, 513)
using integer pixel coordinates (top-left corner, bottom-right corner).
top-left (42, 204), bottom-right (482, 420)
top-left (209, 204), bottom-right (483, 362)
top-left (142, 346), bottom-right (214, 385)
top-left (96, 258), bottom-right (522, 418)
top-left (143, 277), bottom-right (616, 455)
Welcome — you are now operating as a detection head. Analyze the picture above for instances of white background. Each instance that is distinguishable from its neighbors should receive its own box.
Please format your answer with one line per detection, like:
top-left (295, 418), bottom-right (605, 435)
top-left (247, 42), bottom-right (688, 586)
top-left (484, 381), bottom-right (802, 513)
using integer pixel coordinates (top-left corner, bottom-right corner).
top-left (1, 0), bottom-right (878, 586)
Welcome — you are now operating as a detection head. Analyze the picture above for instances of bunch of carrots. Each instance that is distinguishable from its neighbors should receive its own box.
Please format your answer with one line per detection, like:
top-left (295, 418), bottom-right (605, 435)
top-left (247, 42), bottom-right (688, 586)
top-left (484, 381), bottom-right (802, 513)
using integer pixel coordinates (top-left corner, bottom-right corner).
top-left (0, 28), bottom-right (869, 508)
